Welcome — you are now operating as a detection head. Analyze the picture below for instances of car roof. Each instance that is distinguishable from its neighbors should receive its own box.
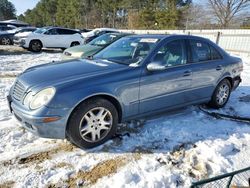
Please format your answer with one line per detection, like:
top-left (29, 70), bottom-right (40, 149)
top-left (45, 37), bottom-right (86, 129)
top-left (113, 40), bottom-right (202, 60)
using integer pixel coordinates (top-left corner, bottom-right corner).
top-left (93, 28), bottom-right (118, 31)
top-left (125, 34), bottom-right (211, 41)
top-left (104, 32), bottom-right (131, 36)
top-left (42, 26), bottom-right (79, 31)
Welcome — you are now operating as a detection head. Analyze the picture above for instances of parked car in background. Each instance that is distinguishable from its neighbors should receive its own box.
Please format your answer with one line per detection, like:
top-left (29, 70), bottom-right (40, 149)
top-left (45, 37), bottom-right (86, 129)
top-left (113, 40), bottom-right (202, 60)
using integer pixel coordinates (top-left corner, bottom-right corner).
top-left (80, 28), bottom-right (92, 33)
top-left (62, 32), bottom-right (131, 60)
top-left (19, 27), bottom-right (84, 52)
top-left (0, 27), bottom-right (36, 45)
top-left (0, 25), bottom-right (16, 32)
top-left (13, 28), bottom-right (38, 45)
top-left (82, 28), bottom-right (119, 44)
top-left (7, 35), bottom-right (243, 149)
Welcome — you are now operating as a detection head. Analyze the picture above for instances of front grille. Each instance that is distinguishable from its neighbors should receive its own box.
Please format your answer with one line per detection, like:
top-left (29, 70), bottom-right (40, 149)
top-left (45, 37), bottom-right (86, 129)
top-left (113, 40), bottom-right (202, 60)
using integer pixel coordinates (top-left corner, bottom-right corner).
top-left (12, 80), bottom-right (26, 101)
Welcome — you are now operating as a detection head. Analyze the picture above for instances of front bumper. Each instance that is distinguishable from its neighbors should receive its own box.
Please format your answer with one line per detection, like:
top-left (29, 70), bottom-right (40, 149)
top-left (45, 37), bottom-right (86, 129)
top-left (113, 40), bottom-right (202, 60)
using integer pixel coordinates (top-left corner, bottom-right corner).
top-left (13, 38), bottom-right (26, 46)
top-left (7, 95), bottom-right (68, 139)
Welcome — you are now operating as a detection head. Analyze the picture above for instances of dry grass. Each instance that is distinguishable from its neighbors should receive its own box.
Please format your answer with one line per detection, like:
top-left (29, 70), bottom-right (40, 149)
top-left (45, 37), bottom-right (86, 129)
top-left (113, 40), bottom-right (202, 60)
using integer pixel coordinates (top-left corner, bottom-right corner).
top-left (1, 142), bottom-right (76, 167)
top-left (67, 156), bottom-right (127, 186)
top-left (0, 181), bottom-right (15, 188)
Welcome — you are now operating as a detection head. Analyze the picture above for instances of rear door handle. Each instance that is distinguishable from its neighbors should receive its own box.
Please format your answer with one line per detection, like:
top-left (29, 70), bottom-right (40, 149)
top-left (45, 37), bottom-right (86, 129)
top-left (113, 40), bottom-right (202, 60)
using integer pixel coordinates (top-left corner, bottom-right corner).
top-left (216, 65), bottom-right (222, 71)
top-left (183, 70), bottom-right (192, 77)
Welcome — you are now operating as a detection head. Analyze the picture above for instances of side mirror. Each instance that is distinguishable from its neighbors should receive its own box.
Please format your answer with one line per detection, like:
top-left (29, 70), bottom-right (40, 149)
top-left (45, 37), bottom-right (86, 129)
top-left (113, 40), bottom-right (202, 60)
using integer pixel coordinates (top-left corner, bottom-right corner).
top-left (147, 62), bottom-right (166, 71)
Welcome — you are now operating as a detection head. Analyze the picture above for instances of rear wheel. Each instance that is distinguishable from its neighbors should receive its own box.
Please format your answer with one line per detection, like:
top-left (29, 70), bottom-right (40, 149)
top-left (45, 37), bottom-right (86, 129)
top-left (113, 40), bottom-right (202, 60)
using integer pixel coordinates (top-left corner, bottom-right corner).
top-left (29, 40), bottom-right (42, 52)
top-left (209, 79), bottom-right (231, 109)
top-left (1, 37), bottom-right (11, 45)
top-left (67, 98), bottom-right (118, 149)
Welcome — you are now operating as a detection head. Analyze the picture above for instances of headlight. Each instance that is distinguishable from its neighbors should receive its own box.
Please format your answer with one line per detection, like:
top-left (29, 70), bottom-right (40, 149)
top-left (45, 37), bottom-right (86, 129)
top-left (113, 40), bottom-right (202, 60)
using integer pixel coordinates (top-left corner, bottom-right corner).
top-left (64, 51), bottom-right (72, 56)
top-left (24, 87), bottom-right (56, 110)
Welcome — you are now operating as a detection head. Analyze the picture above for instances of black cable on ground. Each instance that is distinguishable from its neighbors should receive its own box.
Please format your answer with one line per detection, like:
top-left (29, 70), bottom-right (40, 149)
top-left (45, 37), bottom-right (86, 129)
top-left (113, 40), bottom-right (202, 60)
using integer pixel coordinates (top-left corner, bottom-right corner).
top-left (199, 105), bottom-right (250, 124)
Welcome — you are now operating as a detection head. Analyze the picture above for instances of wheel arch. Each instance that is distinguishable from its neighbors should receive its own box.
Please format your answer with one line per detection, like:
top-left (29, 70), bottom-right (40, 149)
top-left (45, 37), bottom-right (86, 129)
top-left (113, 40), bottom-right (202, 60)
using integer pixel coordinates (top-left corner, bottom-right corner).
top-left (70, 41), bottom-right (80, 47)
top-left (217, 75), bottom-right (233, 88)
top-left (66, 94), bottom-right (123, 133)
top-left (29, 39), bottom-right (43, 47)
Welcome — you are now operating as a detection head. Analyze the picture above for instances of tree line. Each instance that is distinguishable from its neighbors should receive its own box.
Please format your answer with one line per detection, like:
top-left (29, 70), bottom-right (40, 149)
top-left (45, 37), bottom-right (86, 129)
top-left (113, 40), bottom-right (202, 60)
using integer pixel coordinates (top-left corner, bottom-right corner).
top-left (1, 0), bottom-right (249, 29)
top-left (16, 0), bottom-right (192, 29)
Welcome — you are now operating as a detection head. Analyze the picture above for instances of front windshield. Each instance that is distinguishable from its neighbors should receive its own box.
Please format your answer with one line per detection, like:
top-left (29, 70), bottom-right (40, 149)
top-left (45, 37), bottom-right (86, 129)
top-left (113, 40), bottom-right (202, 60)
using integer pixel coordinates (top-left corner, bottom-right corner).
top-left (34, 28), bottom-right (47, 34)
top-left (93, 37), bottom-right (159, 65)
top-left (89, 33), bottom-right (118, 46)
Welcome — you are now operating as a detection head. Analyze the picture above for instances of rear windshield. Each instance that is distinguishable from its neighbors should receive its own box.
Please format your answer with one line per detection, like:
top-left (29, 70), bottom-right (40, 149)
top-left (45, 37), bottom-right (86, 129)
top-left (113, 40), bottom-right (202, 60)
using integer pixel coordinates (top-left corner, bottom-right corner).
top-left (89, 34), bottom-right (119, 46)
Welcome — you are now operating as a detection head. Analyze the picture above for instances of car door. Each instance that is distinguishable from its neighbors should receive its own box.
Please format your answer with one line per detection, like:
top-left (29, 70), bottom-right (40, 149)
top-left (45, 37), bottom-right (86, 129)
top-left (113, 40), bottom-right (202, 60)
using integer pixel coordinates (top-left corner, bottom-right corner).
top-left (187, 39), bottom-right (225, 101)
top-left (139, 39), bottom-right (193, 114)
top-left (57, 29), bottom-right (71, 47)
top-left (43, 28), bottom-right (60, 47)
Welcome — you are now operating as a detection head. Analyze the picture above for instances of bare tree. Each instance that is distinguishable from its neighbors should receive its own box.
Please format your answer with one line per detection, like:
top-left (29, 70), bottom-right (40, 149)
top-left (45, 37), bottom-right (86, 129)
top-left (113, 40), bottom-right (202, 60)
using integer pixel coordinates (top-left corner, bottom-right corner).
top-left (182, 3), bottom-right (214, 29)
top-left (208, 0), bottom-right (250, 28)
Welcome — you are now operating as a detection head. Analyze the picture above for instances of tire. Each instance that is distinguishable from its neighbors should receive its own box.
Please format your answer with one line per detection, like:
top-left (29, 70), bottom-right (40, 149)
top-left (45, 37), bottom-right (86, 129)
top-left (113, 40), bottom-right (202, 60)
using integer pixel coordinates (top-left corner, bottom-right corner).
top-left (67, 98), bottom-right (118, 149)
top-left (29, 40), bottom-right (42, 52)
top-left (209, 79), bottom-right (231, 109)
top-left (1, 37), bottom-right (11, 45)
top-left (70, 41), bottom-right (80, 47)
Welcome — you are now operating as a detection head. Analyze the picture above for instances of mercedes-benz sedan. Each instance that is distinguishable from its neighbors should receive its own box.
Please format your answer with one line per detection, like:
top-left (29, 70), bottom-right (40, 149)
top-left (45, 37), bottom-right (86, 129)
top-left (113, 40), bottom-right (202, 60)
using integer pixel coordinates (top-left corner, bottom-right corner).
top-left (8, 35), bottom-right (243, 149)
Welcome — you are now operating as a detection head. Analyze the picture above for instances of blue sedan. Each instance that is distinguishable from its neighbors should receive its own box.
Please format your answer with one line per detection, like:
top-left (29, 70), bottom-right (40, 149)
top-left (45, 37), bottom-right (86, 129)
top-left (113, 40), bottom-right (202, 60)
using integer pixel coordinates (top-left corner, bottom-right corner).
top-left (8, 34), bottom-right (243, 148)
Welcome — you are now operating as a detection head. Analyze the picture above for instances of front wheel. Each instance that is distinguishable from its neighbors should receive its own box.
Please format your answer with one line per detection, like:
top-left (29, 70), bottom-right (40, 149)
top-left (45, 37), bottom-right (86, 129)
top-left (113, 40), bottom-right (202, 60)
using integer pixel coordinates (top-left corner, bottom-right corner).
top-left (29, 40), bottom-right (42, 52)
top-left (67, 98), bottom-right (118, 149)
top-left (209, 79), bottom-right (231, 109)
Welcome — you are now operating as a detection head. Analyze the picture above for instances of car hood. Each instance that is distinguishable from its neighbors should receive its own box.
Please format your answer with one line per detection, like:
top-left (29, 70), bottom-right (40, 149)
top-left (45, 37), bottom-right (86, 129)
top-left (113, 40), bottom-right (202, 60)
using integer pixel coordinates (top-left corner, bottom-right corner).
top-left (66, 44), bottom-right (102, 54)
top-left (26, 32), bottom-right (42, 38)
top-left (18, 58), bottom-right (128, 87)
top-left (81, 31), bottom-right (95, 38)
top-left (64, 44), bottom-right (102, 58)
top-left (15, 31), bottom-right (32, 37)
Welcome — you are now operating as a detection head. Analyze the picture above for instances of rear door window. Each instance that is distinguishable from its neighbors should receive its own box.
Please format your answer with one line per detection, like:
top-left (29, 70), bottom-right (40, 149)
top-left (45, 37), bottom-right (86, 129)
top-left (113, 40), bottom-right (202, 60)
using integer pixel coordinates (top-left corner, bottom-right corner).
top-left (189, 40), bottom-right (211, 63)
top-left (45, 29), bottom-right (58, 35)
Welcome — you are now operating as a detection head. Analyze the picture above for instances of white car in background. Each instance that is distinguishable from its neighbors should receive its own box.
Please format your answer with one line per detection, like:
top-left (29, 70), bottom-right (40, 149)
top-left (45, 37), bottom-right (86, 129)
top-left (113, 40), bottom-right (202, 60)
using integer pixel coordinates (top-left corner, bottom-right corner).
top-left (20, 27), bottom-right (84, 52)
top-left (13, 31), bottom-right (33, 45)
top-left (81, 28), bottom-right (119, 44)
top-left (13, 27), bottom-right (37, 45)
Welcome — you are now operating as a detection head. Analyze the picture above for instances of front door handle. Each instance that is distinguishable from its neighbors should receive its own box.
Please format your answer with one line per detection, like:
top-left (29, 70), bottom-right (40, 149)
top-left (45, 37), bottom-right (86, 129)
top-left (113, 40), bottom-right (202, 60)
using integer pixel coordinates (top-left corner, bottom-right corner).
top-left (183, 70), bottom-right (192, 77)
top-left (216, 65), bottom-right (222, 71)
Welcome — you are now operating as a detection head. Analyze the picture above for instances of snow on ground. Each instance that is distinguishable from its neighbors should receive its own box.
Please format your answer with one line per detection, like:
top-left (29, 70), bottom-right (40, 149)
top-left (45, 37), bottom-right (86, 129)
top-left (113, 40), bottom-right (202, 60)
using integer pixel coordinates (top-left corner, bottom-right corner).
top-left (0, 46), bottom-right (249, 188)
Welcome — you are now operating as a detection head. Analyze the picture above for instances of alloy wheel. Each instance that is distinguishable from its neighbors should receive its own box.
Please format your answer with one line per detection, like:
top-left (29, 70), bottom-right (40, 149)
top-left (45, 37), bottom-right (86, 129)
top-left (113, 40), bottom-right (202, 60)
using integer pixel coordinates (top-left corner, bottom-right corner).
top-left (32, 42), bottom-right (42, 51)
top-left (216, 83), bottom-right (230, 105)
top-left (1, 37), bottom-right (11, 45)
top-left (79, 107), bottom-right (113, 142)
